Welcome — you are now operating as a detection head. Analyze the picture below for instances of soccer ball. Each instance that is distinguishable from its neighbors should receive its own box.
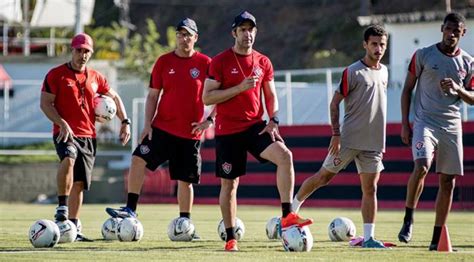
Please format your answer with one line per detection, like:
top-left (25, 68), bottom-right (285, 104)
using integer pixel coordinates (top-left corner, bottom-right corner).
top-left (117, 217), bottom-right (144, 242)
top-left (167, 217), bottom-right (195, 241)
top-left (93, 95), bottom-right (116, 123)
top-left (102, 217), bottom-right (122, 240)
top-left (281, 225), bottom-right (313, 252)
top-left (56, 220), bottom-right (77, 243)
top-left (217, 217), bottom-right (245, 241)
top-left (28, 219), bottom-right (60, 248)
top-left (328, 217), bottom-right (356, 241)
top-left (265, 216), bottom-right (281, 240)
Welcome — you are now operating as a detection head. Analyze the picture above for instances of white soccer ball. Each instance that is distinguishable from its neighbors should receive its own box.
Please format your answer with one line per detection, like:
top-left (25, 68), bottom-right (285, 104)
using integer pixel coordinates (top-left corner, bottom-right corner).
top-left (217, 217), bottom-right (245, 241)
top-left (28, 219), bottom-right (60, 248)
top-left (93, 95), bottom-right (116, 123)
top-left (281, 225), bottom-right (313, 252)
top-left (328, 217), bottom-right (356, 241)
top-left (167, 217), bottom-right (196, 242)
top-left (265, 216), bottom-right (281, 240)
top-left (102, 217), bottom-right (122, 240)
top-left (117, 217), bottom-right (144, 242)
top-left (56, 220), bottom-right (77, 243)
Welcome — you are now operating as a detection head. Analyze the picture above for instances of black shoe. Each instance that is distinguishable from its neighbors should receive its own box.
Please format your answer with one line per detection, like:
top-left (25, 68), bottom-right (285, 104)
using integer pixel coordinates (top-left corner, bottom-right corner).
top-left (54, 205), bottom-right (69, 222)
top-left (76, 233), bottom-right (94, 242)
top-left (398, 221), bottom-right (413, 243)
top-left (429, 244), bottom-right (437, 251)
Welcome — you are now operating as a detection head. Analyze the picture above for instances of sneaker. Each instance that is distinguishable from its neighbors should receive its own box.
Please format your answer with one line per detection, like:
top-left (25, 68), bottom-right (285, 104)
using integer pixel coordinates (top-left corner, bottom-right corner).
top-left (105, 206), bottom-right (137, 218)
top-left (192, 231), bottom-right (201, 241)
top-left (225, 239), bottom-right (238, 252)
top-left (54, 205), bottom-right (69, 221)
top-left (75, 233), bottom-right (94, 242)
top-left (280, 212), bottom-right (313, 229)
top-left (398, 221), bottom-right (413, 243)
top-left (362, 237), bottom-right (387, 248)
top-left (429, 244), bottom-right (437, 251)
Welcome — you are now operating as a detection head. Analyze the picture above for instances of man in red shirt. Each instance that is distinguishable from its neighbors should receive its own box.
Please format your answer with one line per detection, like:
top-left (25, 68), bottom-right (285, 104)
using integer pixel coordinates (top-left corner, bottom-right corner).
top-left (202, 11), bottom-right (312, 251)
top-left (106, 18), bottom-right (213, 240)
top-left (40, 33), bottom-right (131, 241)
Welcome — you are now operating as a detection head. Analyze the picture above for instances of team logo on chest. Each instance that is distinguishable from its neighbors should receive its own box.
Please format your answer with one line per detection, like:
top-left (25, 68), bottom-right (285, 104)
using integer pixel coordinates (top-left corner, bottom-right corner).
top-left (169, 69), bottom-right (175, 74)
top-left (189, 68), bottom-right (200, 79)
top-left (231, 68), bottom-right (239, 74)
top-left (253, 66), bottom-right (263, 77)
top-left (67, 81), bottom-right (75, 88)
top-left (222, 162), bottom-right (232, 175)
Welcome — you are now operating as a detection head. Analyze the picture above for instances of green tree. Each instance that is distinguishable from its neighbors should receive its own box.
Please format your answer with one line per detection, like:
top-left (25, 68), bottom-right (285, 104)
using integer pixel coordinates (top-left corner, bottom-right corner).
top-left (124, 19), bottom-right (174, 80)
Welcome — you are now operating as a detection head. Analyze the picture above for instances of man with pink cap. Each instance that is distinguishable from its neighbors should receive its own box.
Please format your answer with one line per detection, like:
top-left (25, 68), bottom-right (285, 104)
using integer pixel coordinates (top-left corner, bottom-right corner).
top-left (40, 33), bottom-right (131, 241)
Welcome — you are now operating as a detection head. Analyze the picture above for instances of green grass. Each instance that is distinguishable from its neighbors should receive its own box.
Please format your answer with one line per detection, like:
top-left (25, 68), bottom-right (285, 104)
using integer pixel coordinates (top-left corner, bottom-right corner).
top-left (0, 203), bottom-right (473, 261)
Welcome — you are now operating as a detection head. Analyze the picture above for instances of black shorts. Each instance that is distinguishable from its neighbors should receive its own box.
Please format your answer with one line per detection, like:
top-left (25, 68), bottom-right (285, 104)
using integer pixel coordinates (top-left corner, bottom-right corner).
top-left (54, 136), bottom-right (96, 190)
top-left (133, 127), bottom-right (202, 184)
top-left (215, 121), bottom-right (275, 179)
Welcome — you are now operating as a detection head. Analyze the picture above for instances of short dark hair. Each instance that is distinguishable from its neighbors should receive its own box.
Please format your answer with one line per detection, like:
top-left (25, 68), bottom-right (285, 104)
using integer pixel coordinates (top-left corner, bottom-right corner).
top-left (443, 12), bottom-right (466, 25)
top-left (364, 25), bottom-right (388, 42)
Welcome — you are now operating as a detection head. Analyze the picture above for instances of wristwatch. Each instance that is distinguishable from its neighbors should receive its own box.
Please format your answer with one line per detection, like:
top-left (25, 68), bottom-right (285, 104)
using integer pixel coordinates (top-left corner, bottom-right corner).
top-left (270, 116), bottom-right (279, 125)
top-left (121, 118), bottom-right (131, 125)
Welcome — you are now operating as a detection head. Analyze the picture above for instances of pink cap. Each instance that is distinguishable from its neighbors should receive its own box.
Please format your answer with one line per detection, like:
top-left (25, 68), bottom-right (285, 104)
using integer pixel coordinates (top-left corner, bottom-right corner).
top-left (71, 33), bottom-right (94, 51)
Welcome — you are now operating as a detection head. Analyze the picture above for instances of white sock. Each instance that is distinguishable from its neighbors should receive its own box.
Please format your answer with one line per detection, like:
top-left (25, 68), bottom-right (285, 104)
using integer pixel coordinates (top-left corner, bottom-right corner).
top-left (291, 196), bottom-right (304, 213)
top-left (363, 223), bottom-right (375, 242)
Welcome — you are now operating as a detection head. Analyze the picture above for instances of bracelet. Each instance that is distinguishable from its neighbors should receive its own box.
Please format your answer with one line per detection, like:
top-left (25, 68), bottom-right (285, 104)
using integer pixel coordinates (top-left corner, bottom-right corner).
top-left (206, 116), bottom-right (214, 124)
top-left (121, 118), bottom-right (131, 125)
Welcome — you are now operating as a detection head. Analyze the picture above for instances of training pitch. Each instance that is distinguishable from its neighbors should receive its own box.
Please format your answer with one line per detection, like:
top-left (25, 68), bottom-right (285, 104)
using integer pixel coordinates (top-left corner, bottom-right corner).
top-left (0, 203), bottom-right (473, 261)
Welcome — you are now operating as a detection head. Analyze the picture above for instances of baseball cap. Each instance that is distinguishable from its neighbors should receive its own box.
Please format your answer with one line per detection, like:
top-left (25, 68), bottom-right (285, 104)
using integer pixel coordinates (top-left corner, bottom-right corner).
top-left (176, 18), bottom-right (198, 35)
top-left (232, 11), bottom-right (256, 28)
top-left (71, 33), bottom-right (94, 52)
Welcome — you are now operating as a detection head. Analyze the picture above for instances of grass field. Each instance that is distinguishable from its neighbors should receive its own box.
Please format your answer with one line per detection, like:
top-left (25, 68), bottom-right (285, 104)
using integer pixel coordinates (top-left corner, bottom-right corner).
top-left (0, 203), bottom-right (473, 261)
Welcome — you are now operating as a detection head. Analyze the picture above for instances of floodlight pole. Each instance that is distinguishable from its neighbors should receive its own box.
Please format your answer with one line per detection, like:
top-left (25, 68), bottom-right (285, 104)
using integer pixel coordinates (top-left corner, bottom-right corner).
top-left (75, 0), bottom-right (83, 34)
top-left (445, 0), bottom-right (451, 13)
top-left (22, 0), bottom-right (30, 56)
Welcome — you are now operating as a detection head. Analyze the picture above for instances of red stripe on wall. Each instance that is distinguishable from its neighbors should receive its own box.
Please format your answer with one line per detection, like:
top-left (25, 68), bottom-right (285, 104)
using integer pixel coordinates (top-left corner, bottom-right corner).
top-left (137, 197), bottom-right (473, 210)
top-left (198, 172), bottom-right (474, 186)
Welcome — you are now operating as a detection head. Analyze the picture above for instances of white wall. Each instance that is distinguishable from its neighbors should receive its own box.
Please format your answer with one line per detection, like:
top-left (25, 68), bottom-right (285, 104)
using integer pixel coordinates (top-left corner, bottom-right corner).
top-left (386, 20), bottom-right (474, 88)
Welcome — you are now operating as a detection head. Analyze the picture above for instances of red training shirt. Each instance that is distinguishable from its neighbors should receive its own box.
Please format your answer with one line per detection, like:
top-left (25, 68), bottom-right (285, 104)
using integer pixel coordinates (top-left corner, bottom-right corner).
top-left (42, 63), bottom-right (110, 138)
top-left (149, 51), bottom-right (211, 140)
top-left (208, 48), bottom-right (274, 135)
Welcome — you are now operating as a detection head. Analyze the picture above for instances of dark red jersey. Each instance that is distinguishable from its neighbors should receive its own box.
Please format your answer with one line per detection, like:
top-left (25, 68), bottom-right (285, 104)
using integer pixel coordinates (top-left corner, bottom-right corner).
top-left (42, 63), bottom-right (110, 137)
top-left (150, 51), bottom-right (211, 140)
top-left (208, 48), bottom-right (274, 135)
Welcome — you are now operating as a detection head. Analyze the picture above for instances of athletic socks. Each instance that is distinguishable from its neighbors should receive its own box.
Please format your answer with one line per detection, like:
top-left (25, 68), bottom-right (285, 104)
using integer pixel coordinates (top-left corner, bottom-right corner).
top-left (403, 206), bottom-right (414, 223)
top-left (126, 193), bottom-right (139, 212)
top-left (291, 197), bottom-right (303, 213)
top-left (225, 227), bottom-right (236, 241)
top-left (58, 195), bottom-right (68, 206)
top-left (363, 223), bottom-right (375, 242)
top-left (430, 226), bottom-right (442, 246)
top-left (180, 212), bottom-right (191, 219)
top-left (281, 202), bottom-right (291, 218)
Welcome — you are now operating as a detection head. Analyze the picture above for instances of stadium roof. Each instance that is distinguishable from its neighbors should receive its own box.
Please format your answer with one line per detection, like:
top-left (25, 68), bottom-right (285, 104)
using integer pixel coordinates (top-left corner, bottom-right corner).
top-left (357, 8), bottom-right (474, 26)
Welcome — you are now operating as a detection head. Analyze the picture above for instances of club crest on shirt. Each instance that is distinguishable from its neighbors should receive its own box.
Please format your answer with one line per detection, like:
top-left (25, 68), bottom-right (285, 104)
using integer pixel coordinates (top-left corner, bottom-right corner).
top-left (333, 158), bottom-right (342, 166)
top-left (189, 68), bottom-right (200, 79)
top-left (91, 82), bottom-right (98, 93)
top-left (253, 66), bottom-right (263, 77)
top-left (458, 69), bottom-right (467, 80)
top-left (169, 69), bottom-right (175, 74)
top-left (67, 81), bottom-right (74, 88)
top-left (222, 162), bottom-right (232, 174)
top-left (140, 145), bottom-right (150, 155)
top-left (415, 141), bottom-right (424, 150)
top-left (231, 68), bottom-right (239, 74)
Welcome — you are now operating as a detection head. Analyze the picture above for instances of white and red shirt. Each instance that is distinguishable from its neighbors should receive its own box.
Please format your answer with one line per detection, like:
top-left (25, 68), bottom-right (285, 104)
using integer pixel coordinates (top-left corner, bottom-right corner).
top-left (338, 60), bottom-right (388, 152)
top-left (408, 44), bottom-right (474, 131)
top-left (150, 51), bottom-right (211, 140)
top-left (208, 48), bottom-right (274, 135)
top-left (42, 63), bottom-right (110, 137)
